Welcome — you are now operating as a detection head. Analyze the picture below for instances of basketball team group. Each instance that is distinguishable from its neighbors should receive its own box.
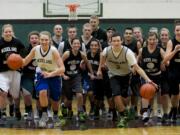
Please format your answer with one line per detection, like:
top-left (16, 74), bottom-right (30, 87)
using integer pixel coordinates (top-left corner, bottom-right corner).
top-left (0, 15), bottom-right (180, 128)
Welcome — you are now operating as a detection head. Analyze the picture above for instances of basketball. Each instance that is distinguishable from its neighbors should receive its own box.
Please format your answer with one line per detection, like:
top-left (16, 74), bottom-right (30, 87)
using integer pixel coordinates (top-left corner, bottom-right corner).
top-left (7, 53), bottom-right (23, 70)
top-left (140, 83), bottom-right (156, 100)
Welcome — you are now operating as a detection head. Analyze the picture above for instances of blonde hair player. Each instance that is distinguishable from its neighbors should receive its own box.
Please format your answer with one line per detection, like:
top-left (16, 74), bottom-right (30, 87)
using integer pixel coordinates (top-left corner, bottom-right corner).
top-left (23, 31), bottom-right (65, 128)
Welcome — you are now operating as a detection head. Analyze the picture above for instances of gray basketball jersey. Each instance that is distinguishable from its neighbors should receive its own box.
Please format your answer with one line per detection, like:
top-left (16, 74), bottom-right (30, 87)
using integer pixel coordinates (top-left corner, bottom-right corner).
top-left (105, 46), bottom-right (131, 78)
top-left (35, 45), bottom-right (58, 72)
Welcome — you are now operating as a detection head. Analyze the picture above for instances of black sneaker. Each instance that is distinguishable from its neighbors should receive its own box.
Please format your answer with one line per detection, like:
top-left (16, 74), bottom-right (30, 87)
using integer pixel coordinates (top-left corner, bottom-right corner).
top-left (168, 108), bottom-right (177, 123)
top-left (93, 107), bottom-right (100, 120)
top-left (61, 106), bottom-right (68, 117)
top-left (0, 111), bottom-right (7, 125)
top-left (112, 110), bottom-right (118, 121)
top-left (168, 108), bottom-right (173, 120)
top-left (15, 111), bottom-right (22, 120)
top-left (1, 112), bottom-right (7, 121)
top-left (172, 110), bottom-right (177, 124)
top-left (67, 110), bottom-right (73, 119)
top-left (162, 114), bottom-right (168, 123)
top-left (89, 107), bottom-right (94, 117)
top-left (9, 104), bottom-right (14, 117)
top-left (177, 107), bottom-right (180, 118)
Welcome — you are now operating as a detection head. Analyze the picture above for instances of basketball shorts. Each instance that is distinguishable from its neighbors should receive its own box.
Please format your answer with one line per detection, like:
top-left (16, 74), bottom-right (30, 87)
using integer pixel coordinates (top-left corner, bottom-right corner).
top-left (21, 75), bottom-right (34, 96)
top-left (110, 75), bottom-right (130, 98)
top-left (0, 70), bottom-right (21, 99)
top-left (63, 74), bottom-right (82, 100)
top-left (35, 72), bottom-right (62, 101)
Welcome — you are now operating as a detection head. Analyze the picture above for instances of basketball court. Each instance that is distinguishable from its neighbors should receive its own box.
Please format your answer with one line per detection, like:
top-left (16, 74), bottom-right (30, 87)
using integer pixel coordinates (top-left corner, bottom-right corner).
top-left (0, 0), bottom-right (180, 135)
top-left (1, 127), bottom-right (180, 135)
top-left (1, 114), bottom-right (180, 135)
top-left (0, 99), bottom-right (180, 135)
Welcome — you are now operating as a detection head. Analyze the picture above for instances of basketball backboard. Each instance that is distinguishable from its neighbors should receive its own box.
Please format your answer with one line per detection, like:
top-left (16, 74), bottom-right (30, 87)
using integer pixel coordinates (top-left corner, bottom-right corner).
top-left (43, 0), bottom-right (103, 18)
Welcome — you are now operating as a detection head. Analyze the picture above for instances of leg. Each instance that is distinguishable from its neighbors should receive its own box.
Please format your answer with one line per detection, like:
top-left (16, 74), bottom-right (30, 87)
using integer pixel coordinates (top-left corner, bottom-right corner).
top-left (0, 90), bottom-right (8, 119)
top-left (76, 92), bottom-right (84, 112)
top-left (168, 79), bottom-right (179, 123)
top-left (87, 90), bottom-right (95, 114)
top-left (38, 90), bottom-right (49, 128)
top-left (8, 94), bottom-right (14, 117)
top-left (110, 76), bottom-right (130, 128)
top-left (10, 71), bottom-right (21, 120)
top-left (130, 75), bottom-right (141, 116)
top-left (39, 90), bottom-right (48, 108)
top-left (0, 72), bottom-right (10, 116)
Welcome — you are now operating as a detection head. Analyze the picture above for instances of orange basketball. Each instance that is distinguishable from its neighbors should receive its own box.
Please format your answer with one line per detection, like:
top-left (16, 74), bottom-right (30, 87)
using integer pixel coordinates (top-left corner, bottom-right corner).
top-left (140, 83), bottom-right (156, 100)
top-left (7, 53), bottom-right (23, 70)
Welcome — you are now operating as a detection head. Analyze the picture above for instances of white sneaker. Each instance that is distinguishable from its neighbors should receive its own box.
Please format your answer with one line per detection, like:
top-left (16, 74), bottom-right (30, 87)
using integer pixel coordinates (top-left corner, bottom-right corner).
top-left (24, 113), bottom-right (28, 120)
top-left (53, 115), bottom-right (61, 127)
top-left (27, 112), bottom-right (33, 121)
top-left (1, 112), bottom-right (7, 121)
top-left (142, 111), bottom-right (149, 122)
top-left (157, 110), bottom-right (162, 119)
top-left (47, 109), bottom-right (53, 118)
top-left (107, 111), bottom-right (113, 119)
top-left (34, 109), bottom-right (39, 119)
top-left (100, 108), bottom-right (107, 116)
top-left (39, 112), bottom-right (48, 128)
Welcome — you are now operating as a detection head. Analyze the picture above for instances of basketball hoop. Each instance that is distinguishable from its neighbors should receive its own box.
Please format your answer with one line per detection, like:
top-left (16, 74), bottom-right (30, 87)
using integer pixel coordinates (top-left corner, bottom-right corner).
top-left (66, 3), bottom-right (80, 21)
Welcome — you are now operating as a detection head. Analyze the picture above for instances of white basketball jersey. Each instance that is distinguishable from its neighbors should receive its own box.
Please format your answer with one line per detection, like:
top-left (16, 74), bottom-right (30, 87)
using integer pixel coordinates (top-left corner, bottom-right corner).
top-left (34, 45), bottom-right (58, 72)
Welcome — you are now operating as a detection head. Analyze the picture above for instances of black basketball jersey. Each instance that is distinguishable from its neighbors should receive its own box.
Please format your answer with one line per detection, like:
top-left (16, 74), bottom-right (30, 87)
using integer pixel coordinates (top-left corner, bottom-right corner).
top-left (52, 37), bottom-right (65, 49)
top-left (64, 50), bottom-right (82, 77)
top-left (141, 46), bottom-right (161, 75)
top-left (91, 27), bottom-right (107, 43)
top-left (0, 37), bottom-right (25, 72)
top-left (123, 39), bottom-right (138, 54)
top-left (22, 45), bottom-right (36, 78)
top-left (62, 40), bottom-right (72, 53)
top-left (80, 36), bottom-right (95, 52)
top-left (87, 51), bottom-right (100, 75)
top-left (158, 41), bottom-right (166, 51)
top-left (169, 37), bottom-right (180, 71)
top-left (62, 39), bottom-right (83, 54)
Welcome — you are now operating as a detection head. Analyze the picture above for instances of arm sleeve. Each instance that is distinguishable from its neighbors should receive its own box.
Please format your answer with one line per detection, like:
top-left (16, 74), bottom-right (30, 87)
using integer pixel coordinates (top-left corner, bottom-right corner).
top-left (58, 41), bottom-right (64, 56)
top-left (126, 49), bottom-right (137, 66)
top-left (102, 47), bottom-right (107, 57)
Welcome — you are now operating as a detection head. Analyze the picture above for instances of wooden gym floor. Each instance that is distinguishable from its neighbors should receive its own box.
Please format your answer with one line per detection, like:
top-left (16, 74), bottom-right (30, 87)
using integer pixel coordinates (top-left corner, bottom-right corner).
top-left (0, 126), bottom-right (180, 135)
top-left (0, 99), bottom-right (180, 135)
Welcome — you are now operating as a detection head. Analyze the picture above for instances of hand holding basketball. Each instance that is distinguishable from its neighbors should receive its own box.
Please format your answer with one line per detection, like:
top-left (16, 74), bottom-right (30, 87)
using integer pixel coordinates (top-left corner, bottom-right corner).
top-left (140, 83), bottom-right (156, 100)
top-left (7, 53), bottom-right (23, 70)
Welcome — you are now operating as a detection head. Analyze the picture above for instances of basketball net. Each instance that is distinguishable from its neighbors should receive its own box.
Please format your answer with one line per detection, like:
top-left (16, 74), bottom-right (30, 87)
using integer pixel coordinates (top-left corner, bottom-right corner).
top-left (66, 3), bottom-right (80, 21)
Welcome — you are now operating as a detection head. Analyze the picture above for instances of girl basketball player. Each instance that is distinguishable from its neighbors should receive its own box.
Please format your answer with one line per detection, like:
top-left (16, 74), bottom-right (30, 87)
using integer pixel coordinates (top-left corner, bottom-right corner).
top-left (158, 28), bottom-right (170, 123)
top-left (163, 21), bottom-right (180, 123)
top-left (0, 24), bottom-right (25, 121)
top-left (87, 39), bottom-right (102, 118)
top-left (23, 31), bottom-right (65, 127)
top-left (21, 31), bottom-right (40, 121)
top-left (138, 32), bottom-right (165, 123)
top-left (62, 37), bottom-right (94, 122)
